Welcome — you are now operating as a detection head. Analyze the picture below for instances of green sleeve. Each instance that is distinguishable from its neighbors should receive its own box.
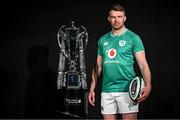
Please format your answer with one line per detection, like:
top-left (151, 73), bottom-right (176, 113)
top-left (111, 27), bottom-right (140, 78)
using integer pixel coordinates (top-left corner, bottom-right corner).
top-left (97, 38), bottom-right (103, 57)
top-left (133, 35), bottom-right (145, 54)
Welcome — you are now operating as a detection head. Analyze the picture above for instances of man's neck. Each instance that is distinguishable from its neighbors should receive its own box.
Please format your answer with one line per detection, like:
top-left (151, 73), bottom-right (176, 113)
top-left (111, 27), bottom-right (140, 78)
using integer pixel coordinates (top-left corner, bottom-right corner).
top-left (112, 26), bottom-right (126, 36)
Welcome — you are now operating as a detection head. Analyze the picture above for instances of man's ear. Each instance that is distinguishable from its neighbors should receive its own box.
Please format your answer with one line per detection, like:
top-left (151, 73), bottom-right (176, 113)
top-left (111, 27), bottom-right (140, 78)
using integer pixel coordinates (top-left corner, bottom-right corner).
top-left (124, 16), bottom-right (127, 22)
top-left (108, 16), bottom-right (110, 22)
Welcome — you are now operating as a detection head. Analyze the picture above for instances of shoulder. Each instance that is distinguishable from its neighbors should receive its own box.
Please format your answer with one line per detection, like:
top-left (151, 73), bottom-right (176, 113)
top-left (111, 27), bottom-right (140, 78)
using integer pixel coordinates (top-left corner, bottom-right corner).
top-left (98, 32), bottom-right (111, 44)
top-left (124, 29), bottom-right (143, 45)
top-left (125, 29), bottom-right (141, 39)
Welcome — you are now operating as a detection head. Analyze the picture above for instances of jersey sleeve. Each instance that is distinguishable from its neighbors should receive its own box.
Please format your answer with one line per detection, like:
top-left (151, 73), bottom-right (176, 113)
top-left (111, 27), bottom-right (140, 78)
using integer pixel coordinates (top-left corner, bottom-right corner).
top-left (133, 35), bottom-right (145, 54)
top-left (97, 38), bottom-right (103, 57)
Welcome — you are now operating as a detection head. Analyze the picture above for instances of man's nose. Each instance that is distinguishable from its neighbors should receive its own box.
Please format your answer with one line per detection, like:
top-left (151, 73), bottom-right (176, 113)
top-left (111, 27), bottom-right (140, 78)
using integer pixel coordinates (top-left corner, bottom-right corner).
top-left (115, 17), bottom-right (119, 22)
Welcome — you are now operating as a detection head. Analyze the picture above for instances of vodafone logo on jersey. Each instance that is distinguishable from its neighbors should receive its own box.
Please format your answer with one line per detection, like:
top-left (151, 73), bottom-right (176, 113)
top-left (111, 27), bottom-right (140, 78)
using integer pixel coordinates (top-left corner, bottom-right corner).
top-left (108, 48), bottom-right (116, 59)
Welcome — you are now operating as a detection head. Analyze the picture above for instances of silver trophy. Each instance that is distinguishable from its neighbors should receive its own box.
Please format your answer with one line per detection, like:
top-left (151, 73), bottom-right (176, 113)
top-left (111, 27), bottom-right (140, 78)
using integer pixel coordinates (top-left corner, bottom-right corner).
top-left (56, 21), bottom-right (88, 117)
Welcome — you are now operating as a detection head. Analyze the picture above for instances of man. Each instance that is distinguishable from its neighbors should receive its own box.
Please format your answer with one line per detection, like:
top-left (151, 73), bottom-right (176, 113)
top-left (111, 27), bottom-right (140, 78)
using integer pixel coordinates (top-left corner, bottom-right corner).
top-left (88, 3), bottom-right (151, 120)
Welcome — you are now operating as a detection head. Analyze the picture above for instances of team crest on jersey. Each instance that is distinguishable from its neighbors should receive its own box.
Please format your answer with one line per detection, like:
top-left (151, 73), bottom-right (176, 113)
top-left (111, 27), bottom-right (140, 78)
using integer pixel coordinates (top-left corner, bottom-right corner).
top-left (108, 48), bottom-right (116, 59)
top-left (119, 40), bottom-right (126, 47)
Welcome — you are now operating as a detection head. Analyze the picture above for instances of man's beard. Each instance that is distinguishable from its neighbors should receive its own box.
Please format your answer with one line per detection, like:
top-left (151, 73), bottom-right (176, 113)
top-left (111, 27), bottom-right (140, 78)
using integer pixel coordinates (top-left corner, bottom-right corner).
top-left (113, 25), bottom-right (123, 30)
top-left (112, 23), bottom-right (124, 30)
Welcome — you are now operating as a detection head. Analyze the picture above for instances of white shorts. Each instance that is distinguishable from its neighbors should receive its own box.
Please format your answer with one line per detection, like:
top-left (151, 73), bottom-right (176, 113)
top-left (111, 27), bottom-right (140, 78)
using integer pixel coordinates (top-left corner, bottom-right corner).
top-left (101, 92), bottom-right (139, 114)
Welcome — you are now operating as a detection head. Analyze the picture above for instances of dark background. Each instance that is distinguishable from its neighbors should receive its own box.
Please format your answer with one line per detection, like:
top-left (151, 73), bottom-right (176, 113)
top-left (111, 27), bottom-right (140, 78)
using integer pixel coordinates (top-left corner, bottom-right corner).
top-left (1, 0), bottom-right (180, 119)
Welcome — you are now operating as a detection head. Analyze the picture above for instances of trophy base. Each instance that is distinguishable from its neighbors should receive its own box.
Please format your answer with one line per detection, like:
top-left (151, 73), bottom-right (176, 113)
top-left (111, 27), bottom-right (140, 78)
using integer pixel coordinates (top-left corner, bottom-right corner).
top-left (56, 89), bottom-right (88, 118)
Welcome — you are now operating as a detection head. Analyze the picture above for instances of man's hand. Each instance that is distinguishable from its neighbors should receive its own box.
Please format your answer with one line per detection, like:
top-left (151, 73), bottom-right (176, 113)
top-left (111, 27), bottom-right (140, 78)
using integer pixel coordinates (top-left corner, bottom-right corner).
top-left (137, 84), bottom-right (151, 102)
top-left (88, 90), bottom-right (95, 106)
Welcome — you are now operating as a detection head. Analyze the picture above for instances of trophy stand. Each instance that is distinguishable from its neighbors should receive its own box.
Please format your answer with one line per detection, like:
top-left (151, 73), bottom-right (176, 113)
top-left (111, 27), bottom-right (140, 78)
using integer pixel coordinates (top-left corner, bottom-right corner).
top-left (56, 21), bottom-right (88, 118)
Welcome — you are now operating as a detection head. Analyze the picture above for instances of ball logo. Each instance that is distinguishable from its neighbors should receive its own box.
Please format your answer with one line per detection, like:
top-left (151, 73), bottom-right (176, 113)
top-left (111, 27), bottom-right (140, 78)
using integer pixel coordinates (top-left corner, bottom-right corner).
top-left (108, 48), bottom-right (116, 59)
top-left (119, 40), bottom-right (126, 47)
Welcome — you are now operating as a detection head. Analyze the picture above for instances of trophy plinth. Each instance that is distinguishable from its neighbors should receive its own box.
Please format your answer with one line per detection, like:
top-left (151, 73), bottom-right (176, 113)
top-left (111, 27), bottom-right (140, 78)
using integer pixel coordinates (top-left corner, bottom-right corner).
top-left (56, 21), bottom-right (88, 118)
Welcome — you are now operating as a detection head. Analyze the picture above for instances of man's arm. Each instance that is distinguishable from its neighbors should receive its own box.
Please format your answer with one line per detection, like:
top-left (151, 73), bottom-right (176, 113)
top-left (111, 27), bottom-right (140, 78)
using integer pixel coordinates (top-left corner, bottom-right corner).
top-left (135, 50), bottom-right (151, 102)
top-left (88, 56), bottom-right (102, 106)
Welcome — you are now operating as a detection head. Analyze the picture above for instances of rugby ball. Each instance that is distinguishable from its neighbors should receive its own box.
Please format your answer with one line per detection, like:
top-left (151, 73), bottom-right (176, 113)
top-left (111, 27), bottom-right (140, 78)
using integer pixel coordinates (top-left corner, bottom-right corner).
top-left (129, 76), bottom-right (144, 101)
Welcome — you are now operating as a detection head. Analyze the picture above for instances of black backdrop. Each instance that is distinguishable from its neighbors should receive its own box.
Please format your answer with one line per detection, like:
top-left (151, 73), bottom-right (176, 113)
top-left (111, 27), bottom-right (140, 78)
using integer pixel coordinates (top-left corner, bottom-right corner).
top-left (1, 0), bottom-right (180, 119)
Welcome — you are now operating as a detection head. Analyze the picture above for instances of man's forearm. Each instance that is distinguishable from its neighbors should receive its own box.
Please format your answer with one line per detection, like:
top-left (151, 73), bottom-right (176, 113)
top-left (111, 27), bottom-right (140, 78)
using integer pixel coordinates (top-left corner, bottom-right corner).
top-left (90, 56), bottom-right (102, 91)
top-left (90, 68), bottom-right (97, 91)
top-left (90, 64), bottom-right (102, 91)
top-left (140, 63), bottom-right (151, 86)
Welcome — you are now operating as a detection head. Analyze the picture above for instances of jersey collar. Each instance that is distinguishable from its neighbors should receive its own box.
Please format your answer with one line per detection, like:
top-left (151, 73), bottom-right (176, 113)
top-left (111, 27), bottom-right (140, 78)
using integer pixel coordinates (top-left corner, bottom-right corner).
top-left (110, 28), bottom-right (127, 37)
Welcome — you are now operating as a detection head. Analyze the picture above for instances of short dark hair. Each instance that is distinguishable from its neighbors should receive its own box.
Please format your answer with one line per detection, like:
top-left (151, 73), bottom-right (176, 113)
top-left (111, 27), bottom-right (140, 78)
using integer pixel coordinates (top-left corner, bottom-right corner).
top-left (108, 3), bottom-right (126, 15)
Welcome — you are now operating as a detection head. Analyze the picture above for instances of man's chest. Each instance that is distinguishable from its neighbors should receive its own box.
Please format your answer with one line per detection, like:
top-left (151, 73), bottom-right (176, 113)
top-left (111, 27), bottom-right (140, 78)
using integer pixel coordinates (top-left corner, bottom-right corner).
top-left (101, 38), bottom-right (133, 58)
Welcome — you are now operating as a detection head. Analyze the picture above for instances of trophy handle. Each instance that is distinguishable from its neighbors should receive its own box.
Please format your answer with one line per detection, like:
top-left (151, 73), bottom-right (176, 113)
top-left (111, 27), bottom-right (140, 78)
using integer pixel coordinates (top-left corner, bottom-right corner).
top-left (77, 26), bottom-right (88, 90)
top-left (57, 25), bottom-right (66, 49)
top-left (79, 26), bottom-right (88, 51)
top-left (57, 25), bottom-right (69, 59)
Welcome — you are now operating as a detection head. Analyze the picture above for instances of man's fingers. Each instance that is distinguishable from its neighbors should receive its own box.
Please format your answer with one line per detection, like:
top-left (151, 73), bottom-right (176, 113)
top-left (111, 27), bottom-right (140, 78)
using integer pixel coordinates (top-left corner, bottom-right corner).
top-left (88, 93), bottom-right (95, 106)
top-left (89, 97), bottom-right (95, 106)
top-left (137, 93), bottom-right (147, 102)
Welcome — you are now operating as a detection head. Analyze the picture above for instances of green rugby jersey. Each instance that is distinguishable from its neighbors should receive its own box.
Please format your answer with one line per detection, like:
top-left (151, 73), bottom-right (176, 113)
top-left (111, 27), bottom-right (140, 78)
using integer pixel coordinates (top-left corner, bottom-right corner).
top-left (98, 28), bottom-right (144, 92)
